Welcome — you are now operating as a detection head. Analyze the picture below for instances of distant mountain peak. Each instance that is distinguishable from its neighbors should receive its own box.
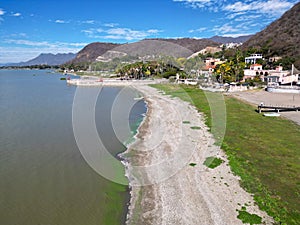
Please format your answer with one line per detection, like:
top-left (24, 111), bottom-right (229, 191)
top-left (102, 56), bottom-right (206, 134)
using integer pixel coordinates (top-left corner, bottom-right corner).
top-left (6, 52), bottom-right (77, 67)
top-left (208, 35), bottom-right (254, 44)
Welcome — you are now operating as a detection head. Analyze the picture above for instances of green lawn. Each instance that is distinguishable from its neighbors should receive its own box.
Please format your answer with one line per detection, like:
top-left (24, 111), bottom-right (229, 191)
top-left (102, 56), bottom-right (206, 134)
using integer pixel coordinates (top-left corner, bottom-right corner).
top-left (150, 84), bottom-right (300, 225)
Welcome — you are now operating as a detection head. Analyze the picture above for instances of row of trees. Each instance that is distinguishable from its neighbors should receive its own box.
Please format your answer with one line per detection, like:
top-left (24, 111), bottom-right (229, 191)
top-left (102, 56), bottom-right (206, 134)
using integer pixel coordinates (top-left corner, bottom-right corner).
top-left (114, 55), bottom-right (205, 79)
top-left (115, 60), bottom-right (184, 79)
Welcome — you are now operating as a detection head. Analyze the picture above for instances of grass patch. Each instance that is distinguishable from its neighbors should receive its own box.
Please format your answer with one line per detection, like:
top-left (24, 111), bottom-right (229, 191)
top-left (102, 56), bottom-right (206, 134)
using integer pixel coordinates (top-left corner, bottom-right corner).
top-left (150, 84), bottom-right (300, 225)
top-left (203, 156), bottom-right (224, 169)
top-left (237, 210), bottom-right (262, 225)
top-left (189, 163), bottom-right (197, 167)
top-left (190, 126), bottom-right (201, 130)
top-left (183, 120), bottom-right (191, 124)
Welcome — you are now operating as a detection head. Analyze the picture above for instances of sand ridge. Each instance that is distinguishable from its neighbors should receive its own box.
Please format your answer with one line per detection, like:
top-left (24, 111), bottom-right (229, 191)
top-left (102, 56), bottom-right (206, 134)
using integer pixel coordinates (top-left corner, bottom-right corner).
top-left (124, 85), bottom-right (273, 225)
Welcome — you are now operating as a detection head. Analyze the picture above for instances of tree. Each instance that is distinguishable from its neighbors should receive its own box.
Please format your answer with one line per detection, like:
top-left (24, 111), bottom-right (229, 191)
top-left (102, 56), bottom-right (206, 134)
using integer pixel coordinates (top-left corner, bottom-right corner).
top-left (215, 50), bottom-right (245, 83)
top-left (216, 62), bottom-right (232, 83)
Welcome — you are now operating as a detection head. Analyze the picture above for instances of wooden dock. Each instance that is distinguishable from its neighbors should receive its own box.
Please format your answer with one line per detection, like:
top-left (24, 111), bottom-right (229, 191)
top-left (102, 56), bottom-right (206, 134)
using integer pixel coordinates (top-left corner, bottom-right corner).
top-left (258, 104), bottom-right (300, 113)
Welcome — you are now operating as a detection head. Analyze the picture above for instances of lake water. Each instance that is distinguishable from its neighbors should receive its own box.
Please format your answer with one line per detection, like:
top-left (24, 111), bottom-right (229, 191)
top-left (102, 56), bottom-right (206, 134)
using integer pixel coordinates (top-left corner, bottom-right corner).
top-left (0, 70), bottom-right (146, 225)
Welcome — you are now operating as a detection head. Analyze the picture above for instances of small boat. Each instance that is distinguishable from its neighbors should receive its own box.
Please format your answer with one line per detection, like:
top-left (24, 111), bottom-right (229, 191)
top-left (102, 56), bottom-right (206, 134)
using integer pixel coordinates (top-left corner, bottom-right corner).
top-left (263, 113), bottom-right (280, 117)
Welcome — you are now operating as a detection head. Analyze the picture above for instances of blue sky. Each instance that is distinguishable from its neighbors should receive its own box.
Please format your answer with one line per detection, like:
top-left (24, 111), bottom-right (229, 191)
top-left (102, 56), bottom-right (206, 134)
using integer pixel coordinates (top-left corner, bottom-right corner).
top-left (0, 0), bottom-right (298, 63)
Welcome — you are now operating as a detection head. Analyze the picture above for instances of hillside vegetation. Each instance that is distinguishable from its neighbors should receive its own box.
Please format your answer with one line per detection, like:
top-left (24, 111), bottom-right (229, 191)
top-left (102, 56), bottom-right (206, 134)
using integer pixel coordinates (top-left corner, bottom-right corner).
top-left (242, 2), bottom-right (300, 67)
top-left (69, 42), bottom-right (121, 64)
top-left (67, 38), bottom-right (221, 66)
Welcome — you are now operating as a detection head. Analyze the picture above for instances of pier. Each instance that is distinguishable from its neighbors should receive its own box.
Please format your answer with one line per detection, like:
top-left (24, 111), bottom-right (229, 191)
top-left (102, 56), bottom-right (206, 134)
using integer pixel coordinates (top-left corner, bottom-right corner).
top-left (258, 104), bottom-right (300, 113)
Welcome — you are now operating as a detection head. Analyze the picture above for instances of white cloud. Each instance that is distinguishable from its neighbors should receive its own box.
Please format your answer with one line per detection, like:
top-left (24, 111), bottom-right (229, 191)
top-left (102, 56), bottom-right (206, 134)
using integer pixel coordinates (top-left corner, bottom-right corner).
top-left (174, 0), bottom-right (211, 2)
top-left (106, 28), bottom-right (162, 40)
top-left (4, 39), bottom-right (87, 48)
top-left (174, 0), bottom-right (296, 14)
top-left (226, 12), bottom-right (246, 20)
top-left (224, 0), bottom-right (295, 17)
top-left (9, 33), bottom-right (27, 38)
top-left (82, 20), bottom-right (95, 24)
top-left (175, 0), bottom-right (297, 36)
top-left (234, 14), bottom-right (261, 22)
top-left (221, 33), bottom-right (253, 38)
top-left (5, 39), bottom-right (51, 47)
top-left (12, 12), bottom-right (21, 17)
top-left (173, 0), bottom-right (212, 9)
top-left (213, 23), bottom-right (239, 34)
top-left (0, 8), bottom-right (5, 22)
top-left (82, 27), bottom-right (162, 40)
top-left (68, 42), bottom-right (89, 47)
top-left (174, 0), bottom-right (297, 17)
top-left (104, 23), bottom-right (119, 27)
top-left (147, 29), bottom-right (161, 33)
top-left (0, 8), bottom-right (5, 16)
top-left (106, 28), bottom-right (149, 40)
top-left (189, 27), bottom-right (207, 33)
top-left (81, 29), bottom-right (94, 35)
top-left (55, 19), bottom-right (69, 24)
top-left (81, 28), bottom-right (104, 36)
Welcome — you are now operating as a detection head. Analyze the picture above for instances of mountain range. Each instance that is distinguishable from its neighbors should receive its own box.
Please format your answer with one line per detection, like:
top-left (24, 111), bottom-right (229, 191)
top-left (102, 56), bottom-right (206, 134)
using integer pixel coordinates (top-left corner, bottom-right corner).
top-left (67, 35), bottom-right (255, 64)
top-left (5, 53), bottom-right (76, 67)
top-left (208, 35), bottom-right (253, 44)
top-left (5, 35), bottom-right (252, 67)
top-left (3, 35), bottom-right (254, 67)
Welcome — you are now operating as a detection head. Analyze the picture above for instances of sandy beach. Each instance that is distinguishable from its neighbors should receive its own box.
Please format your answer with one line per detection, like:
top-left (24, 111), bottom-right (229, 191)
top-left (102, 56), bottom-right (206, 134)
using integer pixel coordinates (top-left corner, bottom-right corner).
top-left (124, 85), bottom-right (273, 225)
top-left (229, 89), bottom-right (300, 125)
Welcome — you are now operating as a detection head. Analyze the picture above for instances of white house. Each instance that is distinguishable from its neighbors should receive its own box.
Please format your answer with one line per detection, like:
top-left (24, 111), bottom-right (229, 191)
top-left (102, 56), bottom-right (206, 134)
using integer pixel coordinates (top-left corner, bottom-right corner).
top-left (243, 65), bottom-right (299, 85)
top-left (268, 67), bottom-right (299, 85)
top-left (243, 64), bottom-right (268, 81)
top-left (245, 54), bottom-right (263, 64)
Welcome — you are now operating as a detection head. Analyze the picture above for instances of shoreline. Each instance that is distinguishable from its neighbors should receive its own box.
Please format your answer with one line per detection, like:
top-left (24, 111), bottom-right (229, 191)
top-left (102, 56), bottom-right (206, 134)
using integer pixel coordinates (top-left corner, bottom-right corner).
top-left (119, 93), bottom-right (150, 224)
top-left (123, 84), bottom-right (273, 224)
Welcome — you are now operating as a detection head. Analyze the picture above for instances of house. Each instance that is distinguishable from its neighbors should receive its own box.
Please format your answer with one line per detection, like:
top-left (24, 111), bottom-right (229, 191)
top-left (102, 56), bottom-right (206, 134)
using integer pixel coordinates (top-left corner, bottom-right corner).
top-left (267, 66), bottom-right (299, 85)
top-left (205, 58), bottom-right (225, 71)
top-left (268, 56), bottom-right (282, 63)
top-left (243, 64), bottom-right (268, 81)
top-left (245, 54), bottom-right (263, 64)
top-left (243, 64), bottom-right (299, 85)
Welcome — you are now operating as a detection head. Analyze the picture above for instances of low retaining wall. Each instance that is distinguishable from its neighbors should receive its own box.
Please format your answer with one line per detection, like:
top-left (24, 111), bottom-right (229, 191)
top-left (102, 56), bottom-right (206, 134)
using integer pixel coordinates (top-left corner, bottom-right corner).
top-left (267, 87), bottom-right (300, 94)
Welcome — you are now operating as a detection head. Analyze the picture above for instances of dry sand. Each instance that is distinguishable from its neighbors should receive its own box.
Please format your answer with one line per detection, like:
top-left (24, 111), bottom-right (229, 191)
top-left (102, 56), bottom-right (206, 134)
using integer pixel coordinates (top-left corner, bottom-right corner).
top-left (124, 85), bottom-right (274, 225)
top-left (229, 89), bottom-right (300, 125)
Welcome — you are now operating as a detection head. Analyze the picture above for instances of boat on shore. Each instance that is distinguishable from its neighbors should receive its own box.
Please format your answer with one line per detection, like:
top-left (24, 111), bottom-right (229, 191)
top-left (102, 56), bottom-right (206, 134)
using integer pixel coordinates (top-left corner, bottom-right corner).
top-left (263, 113), bottom-right (281, 117)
